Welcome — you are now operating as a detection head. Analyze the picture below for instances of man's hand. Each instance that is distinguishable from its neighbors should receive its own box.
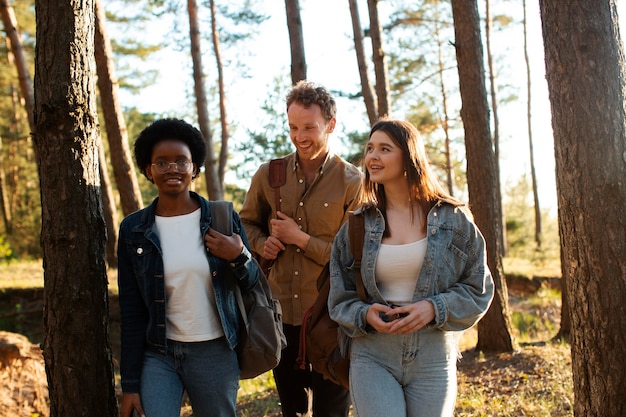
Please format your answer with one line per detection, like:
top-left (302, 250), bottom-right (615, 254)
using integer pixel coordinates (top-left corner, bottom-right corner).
top-left (269, 211), bottom-right (310, 250)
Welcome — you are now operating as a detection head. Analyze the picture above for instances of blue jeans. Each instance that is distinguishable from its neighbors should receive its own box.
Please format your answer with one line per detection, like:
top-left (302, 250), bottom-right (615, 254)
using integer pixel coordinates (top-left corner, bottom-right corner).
top-left (140, 338), bottom-right (239, 417)
top-left (349, 329), bottom-right (459, 417)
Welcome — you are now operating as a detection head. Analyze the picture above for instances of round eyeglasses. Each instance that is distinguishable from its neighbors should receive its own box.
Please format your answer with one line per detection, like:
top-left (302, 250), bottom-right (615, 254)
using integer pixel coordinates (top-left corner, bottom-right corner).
top-left (151, 159), bottom-right (193, 174)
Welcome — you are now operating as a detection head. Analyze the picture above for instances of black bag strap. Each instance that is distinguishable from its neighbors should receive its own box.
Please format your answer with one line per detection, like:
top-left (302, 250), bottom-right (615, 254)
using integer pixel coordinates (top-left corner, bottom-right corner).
top-left (210, 201), bottom-right (233, 236)
top-left (348, 212), bottom-right (367, 302)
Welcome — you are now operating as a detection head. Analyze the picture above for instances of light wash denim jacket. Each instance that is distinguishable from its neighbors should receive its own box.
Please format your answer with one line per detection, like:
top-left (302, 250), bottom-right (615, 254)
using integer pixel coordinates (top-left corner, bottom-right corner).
top-left (117, 191), bottom-right (259, 393)
top-left (328, 202), bottom-right (494, 338)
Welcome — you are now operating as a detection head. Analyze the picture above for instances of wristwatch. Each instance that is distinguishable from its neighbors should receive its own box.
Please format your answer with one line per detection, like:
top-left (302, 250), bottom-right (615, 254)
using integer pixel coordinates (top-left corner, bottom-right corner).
top-left (229, 245), bottom-right (251, 268)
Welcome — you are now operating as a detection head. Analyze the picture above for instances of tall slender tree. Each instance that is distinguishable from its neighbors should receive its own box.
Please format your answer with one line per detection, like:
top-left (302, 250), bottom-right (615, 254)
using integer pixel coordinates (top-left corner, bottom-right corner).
top-left (33, 0), bottom-right (118, 414)
top-left (0, 0), bottom-right (34, 132)
top-left (348, 0), bottom-right (378, 125)
top-left (367, 0), bottom-right (391, 117)
top-left (450, 0), bottom-right (514, 353)
top-left (484, 0), bottom-right (506, 255)
top-left (540, 1), bottom-right (626, 414)
top-left (284, 0), bottom-right (306, 85)
top-left (187, 0), bottom-right (222, 200)
top-left (209, 0), bottom-right (229, 188)
top-left (522, 0), bottom-right (541, 249)
top-left (94, 0), bottom-right (143, 215)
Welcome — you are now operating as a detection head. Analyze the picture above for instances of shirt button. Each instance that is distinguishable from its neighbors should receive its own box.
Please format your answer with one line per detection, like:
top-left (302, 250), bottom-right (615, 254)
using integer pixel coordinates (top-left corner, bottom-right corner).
top-left (299, 178), bottom-right (304, 184)
top-left (299, 202), bottom-right (304, 206)
top-left (433, 211), bottom-right (438, 217)
top-left (294, 271), bottom-right (299, 276)
top-left (431, 229), bottom-right (437, 235)
top-left (296, 248), bottom-right (301, 253)
top-left (294, 294), bottom-right (299, 299)
top-left (136, 248), bottom-right (143, 255)
top-left (324, 202), bottom-right (329, 207)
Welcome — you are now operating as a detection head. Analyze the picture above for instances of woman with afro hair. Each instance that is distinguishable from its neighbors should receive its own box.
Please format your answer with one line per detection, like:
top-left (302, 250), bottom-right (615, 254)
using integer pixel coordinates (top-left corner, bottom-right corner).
top-left (117, 118), bottom-right (260, 417)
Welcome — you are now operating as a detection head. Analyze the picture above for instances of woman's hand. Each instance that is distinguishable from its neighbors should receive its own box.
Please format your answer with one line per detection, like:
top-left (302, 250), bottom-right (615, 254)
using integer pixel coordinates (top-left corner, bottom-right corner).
top-left (204, 229), bottom-right (244, 261)
top-left (366, 301), bottom-right (435, 335)
top-left (120, 393), bottom-right (145, 417)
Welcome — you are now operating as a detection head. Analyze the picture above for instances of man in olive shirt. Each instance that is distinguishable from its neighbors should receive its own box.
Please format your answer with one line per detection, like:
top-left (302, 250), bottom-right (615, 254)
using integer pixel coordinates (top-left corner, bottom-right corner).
top-left (240, 80), bottom-right (362, 417)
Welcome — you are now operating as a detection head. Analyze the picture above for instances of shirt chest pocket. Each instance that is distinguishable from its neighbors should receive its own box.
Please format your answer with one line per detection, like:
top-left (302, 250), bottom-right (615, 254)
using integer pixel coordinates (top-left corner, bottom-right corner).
top-left (126, 240), bottom-right (157, 277)
top-left (299, 199), bottom-right (343, 240)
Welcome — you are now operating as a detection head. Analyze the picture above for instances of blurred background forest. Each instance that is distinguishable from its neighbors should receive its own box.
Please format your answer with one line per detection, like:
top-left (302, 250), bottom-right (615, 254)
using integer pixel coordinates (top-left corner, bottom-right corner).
top-left (0, 0), bottom-right (576, 267)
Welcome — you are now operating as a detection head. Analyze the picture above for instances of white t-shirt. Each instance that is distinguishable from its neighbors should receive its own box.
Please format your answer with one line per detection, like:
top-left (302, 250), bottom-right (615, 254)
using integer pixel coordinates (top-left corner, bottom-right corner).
top-left (155, 209), bottom-right (224, 342)
top-left (375, 237), bottom-right (427, 306)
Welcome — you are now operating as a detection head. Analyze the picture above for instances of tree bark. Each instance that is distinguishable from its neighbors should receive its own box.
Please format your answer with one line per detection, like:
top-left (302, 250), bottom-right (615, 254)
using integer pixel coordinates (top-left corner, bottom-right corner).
top-left (187, 0), bottom-right (222, 200)
top-left (539, 1), bottom-right (626, 415)
top-left (348, 0), bottom-right (378, 126)
top-left (367, 0), bottom-right (391, 118)
top-left (94, 0), bottom-right (143, 216)
top-left (33, 0), bottom-right (118, 415)
top-left (451, 0), bottom-right (514, 353)
top-left (284, 0), bottom-right (307, 85)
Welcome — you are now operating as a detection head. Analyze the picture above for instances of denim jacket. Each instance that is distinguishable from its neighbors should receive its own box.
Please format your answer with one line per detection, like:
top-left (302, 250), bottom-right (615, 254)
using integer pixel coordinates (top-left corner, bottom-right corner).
top-left (328, 201), bottom-right (494, 338)
top-left (117, 191), bottom-right (259, 393)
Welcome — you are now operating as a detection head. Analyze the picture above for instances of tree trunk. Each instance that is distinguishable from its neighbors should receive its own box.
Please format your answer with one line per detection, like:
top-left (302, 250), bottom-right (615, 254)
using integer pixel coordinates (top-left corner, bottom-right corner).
top-left (485, 0), bottom-right (507, 255)
top-left (367, 0), bottom-right (391, 118)
top-left (435, 13), bottom-right (454, 196)
top-left (209, 0), bottom-right (229, 188)
top-left (98, 139), bottom-right (119, 267)
top-left (0, 0), bottom-right (35, 133)
top-left (522, 0), bottom-right (542, 249)
top-left (539, 1), bottom-right (626, 415)
top-left (451, 0), bottom-right (514, 353)
top-left (348, 0), bottom-right (377, 126)
top-left (284, 0), bottom-right (307, 85)
top-left (33, 0), bottom-right (118, 415)
top-left (94, 0), bottom-right (143, 216)
top-left (0, 137), bottom-right (11, 232)
top-left (187, 0), bottom-right (222, 200)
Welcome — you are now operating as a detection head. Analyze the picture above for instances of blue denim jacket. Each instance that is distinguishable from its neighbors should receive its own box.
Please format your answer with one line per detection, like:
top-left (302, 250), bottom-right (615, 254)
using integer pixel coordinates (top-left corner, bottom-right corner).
top-left (117, 192), bottom-right (259, 393)
top-left (328, 201), bottom-right (494, 338)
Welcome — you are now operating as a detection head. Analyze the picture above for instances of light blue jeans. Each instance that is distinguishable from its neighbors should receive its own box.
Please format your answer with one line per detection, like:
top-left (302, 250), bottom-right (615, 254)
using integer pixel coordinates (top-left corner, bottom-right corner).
top-left (349, 329), bottom-right (460, 417)
top-left (140, 338), bottom-right (239, 417)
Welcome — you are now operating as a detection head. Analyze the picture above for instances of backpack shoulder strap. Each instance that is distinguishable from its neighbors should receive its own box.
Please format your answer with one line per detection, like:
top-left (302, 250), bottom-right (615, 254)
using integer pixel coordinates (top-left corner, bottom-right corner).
top-left (210, 201), bottom-right (233, 236)
top-left (268, 158), bottom-right (287, 213)
top-left (348, 212), bottom-right (367, 302)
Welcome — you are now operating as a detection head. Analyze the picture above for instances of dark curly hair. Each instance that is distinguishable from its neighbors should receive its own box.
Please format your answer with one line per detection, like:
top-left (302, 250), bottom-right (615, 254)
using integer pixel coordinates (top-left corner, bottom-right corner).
top-left (285, 80), bottom-right (336, 122)
top-left (134, 118), bottom-right (207, 179)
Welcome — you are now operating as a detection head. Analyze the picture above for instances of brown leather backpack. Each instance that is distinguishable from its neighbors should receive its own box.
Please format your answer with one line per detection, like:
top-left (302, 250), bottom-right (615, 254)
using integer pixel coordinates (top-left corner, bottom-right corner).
top-left (296, 212), bottom-right (367, 389)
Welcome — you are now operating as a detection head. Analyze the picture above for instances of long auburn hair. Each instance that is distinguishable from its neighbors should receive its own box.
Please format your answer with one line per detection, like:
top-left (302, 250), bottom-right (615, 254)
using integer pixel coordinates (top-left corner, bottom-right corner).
top-left (361, 118), bottom-right (465, 235)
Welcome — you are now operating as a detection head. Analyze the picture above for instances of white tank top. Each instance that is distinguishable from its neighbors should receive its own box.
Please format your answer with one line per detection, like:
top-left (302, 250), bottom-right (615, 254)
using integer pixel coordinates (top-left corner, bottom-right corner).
top-left (155, 209), bottom-right (224, 342)
top-left (375, 237), bottom-right (427, 306)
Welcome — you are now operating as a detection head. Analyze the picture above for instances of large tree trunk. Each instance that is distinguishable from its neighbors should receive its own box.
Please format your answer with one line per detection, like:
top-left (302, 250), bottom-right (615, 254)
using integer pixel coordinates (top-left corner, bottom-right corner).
top-left (187, 0), bottom-right (222, 200)
top-left (367, 0), bottom-right (391, 118)
top-left (348, 0), bottom-right (377, 126)
top-left (451, 0), bottom-right (514, 353)
top-left (94, 0), bottom-right (143, 215)
top-left (0, 0), bottom-right (35, 132)
top-left (209, 0), bottom-right (229, 188)
top-left (33, 0), bottom-right (118, 415)
top-left (284, 0), bottom-right (306, 85)
top-left (539, 1), bottom-right (626, 415)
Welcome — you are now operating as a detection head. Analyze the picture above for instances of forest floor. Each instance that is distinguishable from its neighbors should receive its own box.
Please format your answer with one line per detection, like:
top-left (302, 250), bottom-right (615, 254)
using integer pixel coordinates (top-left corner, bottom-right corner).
top-left (0, 263), bottom-right (571, 417)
